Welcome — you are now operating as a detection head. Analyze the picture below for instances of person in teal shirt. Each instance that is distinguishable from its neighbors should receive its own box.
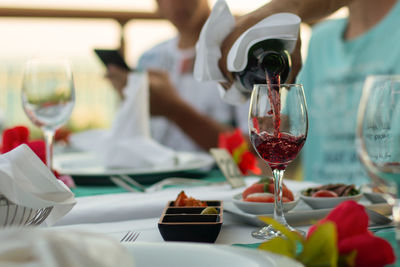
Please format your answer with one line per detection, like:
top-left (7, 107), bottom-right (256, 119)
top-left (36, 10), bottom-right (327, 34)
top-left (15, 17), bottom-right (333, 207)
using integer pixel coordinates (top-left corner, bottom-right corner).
top-left (298, 0), bottom-right (400, 185)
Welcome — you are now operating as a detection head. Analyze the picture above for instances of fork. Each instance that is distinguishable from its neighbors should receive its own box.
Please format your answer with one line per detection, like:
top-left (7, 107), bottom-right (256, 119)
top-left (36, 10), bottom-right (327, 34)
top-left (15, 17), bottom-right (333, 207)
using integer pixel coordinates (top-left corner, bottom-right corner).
top-left (120, 231), bottom-right (140, 242)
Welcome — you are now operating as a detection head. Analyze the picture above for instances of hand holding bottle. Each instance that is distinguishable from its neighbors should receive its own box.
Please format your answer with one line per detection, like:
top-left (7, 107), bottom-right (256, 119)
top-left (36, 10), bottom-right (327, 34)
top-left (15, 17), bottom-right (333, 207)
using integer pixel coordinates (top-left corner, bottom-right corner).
top-left (219, 21), bottom-right (302, 91)
top-left (217, 0), bottom-right (352, 89)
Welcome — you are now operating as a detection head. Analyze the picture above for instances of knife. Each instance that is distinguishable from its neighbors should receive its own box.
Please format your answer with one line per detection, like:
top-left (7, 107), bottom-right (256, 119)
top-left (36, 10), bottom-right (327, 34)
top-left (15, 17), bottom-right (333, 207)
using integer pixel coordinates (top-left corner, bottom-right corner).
top-left (365, 208), bottom-right (393, 226)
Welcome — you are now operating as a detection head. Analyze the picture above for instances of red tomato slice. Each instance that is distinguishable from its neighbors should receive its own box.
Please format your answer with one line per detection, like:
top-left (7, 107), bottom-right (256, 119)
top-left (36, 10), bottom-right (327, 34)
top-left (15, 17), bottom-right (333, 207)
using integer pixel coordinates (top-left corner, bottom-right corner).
top-left (267, 183), bottom-right (295, 201)
top-left (174, 191), bottom-right (188, 206)
top-left (244, 194), bottom-right (274, 203)
top-left (312, 190), bottom-right (338, 198)
top-left (242, 183), bottom-right (265, 199)
top-left (244, 193), bottom-right (291, 203)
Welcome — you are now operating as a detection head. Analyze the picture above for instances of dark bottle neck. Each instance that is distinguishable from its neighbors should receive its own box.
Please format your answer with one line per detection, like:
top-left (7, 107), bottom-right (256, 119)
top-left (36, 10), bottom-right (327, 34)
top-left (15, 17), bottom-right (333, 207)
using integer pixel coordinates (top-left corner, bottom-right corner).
top-left (259, 50), bottom-right (290, 78)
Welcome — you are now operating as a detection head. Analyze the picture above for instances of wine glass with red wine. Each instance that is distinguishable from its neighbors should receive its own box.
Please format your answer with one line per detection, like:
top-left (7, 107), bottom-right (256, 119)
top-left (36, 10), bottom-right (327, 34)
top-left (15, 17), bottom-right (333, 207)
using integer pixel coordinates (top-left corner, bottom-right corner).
top-left (249, 83), bottom-right (308, 239)
top-left (356, 75), bottom-right (400, 239)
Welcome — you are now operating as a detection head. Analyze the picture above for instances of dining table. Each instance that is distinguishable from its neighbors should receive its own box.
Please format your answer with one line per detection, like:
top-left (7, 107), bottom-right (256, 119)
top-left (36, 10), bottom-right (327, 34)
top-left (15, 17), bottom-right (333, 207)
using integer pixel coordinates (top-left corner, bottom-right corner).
top-left (48, 168), bottom-right (400, 267)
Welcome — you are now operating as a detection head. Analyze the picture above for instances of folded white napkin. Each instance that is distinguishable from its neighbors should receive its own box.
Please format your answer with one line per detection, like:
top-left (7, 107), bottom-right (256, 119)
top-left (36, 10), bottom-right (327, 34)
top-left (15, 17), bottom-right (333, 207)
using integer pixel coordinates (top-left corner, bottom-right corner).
top-left (0, 228), bottom-right (134, 267)
top-left (194, 0), bottom-right (301, 104)
top-left (0, 144), bottom-right (76, 226)
top-left (70, 72), bottom-right (176, 168)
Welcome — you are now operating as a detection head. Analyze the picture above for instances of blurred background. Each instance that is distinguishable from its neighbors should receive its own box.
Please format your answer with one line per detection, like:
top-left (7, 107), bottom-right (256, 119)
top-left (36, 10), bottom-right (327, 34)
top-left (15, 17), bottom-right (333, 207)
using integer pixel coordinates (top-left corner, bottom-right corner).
top-left (0, 0), bottom-right (346, 136)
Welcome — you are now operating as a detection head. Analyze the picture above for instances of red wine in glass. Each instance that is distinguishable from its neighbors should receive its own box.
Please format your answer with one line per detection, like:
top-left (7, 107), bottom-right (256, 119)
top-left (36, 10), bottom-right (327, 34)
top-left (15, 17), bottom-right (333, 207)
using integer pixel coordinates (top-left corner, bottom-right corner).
top-left (251, 131), bottom-right (306, 170)
top-left (249, 82), bottom-right (308, 239)
top-left (266, 73), bottom-right (282, 137)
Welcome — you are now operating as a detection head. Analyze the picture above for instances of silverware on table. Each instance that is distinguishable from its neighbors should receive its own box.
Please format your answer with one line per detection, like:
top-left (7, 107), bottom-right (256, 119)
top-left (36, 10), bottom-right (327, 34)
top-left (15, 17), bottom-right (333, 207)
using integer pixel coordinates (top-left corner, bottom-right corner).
top-left (118, 175), bottom-right (147, 192)
top-left (120, 231), bottom-right (140, 242)
top-left (111, 175), bottom-right (225, 193)
top-left (110, 176), bottom-right (144, 193)
top-left (365, 208), bottom-right (393, 227)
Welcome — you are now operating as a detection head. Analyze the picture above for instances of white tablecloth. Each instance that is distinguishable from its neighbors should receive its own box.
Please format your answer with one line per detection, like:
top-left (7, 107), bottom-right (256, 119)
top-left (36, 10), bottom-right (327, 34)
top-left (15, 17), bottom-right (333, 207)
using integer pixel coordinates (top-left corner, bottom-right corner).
top-left (50, 178), bottom-right (391, 248)
top-left (54, 215), bottom-right (310, 245)
top-left (55, 178), bottom-right (316, 226)
top-left (51, 178), bottom-right (316, 246)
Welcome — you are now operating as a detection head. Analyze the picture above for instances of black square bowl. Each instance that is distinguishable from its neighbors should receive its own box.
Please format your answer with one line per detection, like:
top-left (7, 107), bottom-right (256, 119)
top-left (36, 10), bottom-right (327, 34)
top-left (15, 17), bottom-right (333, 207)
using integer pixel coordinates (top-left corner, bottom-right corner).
top-left (158, 201), bottom-right (223, 243)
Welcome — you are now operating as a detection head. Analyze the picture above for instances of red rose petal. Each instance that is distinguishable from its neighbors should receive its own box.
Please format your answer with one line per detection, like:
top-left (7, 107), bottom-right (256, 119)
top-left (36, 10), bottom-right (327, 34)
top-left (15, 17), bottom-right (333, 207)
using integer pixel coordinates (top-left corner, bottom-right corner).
top-left (339, 232), bottom-right (395, 267)
top-left (238, 151), bottom-right (261, 175)
top-left (27, 140), bottom-right (46, 164)
top-left (219, 129), bottom-right (245, 153)
top-left (326, 201), bottom-right (369, 240)
top-left (2, 126), bottom-right (30, 153)
top-left (308, 201), bottom-right (368, 241)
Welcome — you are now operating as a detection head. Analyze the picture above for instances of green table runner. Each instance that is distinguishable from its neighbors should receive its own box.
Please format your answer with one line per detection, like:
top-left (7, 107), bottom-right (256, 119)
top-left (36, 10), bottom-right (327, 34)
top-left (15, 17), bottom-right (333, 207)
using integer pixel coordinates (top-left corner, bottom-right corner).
top-left (71, 169), bottom-right (227, 197)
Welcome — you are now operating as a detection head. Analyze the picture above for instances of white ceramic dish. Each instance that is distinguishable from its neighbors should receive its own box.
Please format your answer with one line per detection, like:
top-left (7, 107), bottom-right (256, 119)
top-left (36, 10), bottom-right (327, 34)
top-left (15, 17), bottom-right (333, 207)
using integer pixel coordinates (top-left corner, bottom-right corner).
top-left (123, 242), bottom-right (303, 267)
top-left (300, 192), bottom-right (363, 209)
top-left (232, 193), bottom-right (299, 215)
top-left (224, 201), bottom-right (393, 228)
top-left (53, 151), bottom-right (214, 176)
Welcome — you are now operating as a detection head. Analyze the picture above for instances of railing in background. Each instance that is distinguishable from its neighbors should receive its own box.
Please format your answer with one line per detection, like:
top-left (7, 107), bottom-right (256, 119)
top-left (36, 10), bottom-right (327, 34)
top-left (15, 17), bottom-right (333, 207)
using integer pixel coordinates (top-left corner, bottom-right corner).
top-left (0, 7), bottom-right (163, 56)
top-left (0, 7), bottom-right (164, 134)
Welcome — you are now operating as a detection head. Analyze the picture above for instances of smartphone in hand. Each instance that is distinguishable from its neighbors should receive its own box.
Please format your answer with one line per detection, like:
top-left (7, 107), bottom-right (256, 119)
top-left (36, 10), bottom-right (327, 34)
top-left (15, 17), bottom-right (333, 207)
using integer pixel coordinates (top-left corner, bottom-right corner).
top-left (94, 49), bottom-right (131, 71)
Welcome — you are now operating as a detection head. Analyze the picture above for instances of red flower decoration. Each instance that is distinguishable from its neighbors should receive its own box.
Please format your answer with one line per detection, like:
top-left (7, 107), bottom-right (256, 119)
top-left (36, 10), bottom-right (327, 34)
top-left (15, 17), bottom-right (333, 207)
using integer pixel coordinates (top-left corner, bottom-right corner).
top-left (2, 126), bottom-right (46, 164)
top-left (218, 128), bottom-right (244, 154)
top-left (218, 128), bottom-right (261, 175)
top-left (238, 151), bottom-right (258, 174)
top-left (340, 232), bottom-right (395, 267)
top-left (1, 126), bottom-right (75, 188)
top-left (308, 201), bottom-right (395, 267)
top-left (1, 126), bottom-right (29, 153)
top-left (25, 140), bottom-right (46, 164)
top-left (54, 127), bottom-right (71, 144)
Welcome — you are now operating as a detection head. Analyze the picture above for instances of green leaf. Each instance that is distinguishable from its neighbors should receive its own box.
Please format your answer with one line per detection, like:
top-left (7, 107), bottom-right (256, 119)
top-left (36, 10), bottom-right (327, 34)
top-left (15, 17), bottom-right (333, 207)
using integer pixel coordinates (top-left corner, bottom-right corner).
top-left (258, 216), bottom-right (304, 244)
top-left (232, 142), bottom-right (247, 163)
top-left (259, 236), bottom-right (297, 258)
top-left (338, 250), bottom-right (357, 267)
top-left (297, 222), bottom-right (338, 267)
top-left (257, 216), bottom-right (304, 259)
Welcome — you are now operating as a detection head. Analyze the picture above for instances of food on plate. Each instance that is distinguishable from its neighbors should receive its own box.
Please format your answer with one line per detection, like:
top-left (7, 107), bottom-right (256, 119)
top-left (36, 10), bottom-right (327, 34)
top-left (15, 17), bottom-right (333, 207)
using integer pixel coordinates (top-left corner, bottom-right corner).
top-left (312, 190), bottom-right (338, 198)
top-left (303, 184), bottom-right (360, 197)
top-left (200, 207), bottom-right (219, 215)
top-left (173, 191), bottom-right (207, 207)
top-left (244, 192), bottom-right (292, 203)
top-left (242, 178), bottom-right (294, 202)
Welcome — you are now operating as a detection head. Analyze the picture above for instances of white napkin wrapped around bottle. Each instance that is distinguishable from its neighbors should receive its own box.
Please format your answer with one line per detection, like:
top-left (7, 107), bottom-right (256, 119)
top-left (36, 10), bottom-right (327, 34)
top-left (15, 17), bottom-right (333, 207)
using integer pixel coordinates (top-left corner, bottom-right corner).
top-left (194, 0), bottom-right (301, 105)
top-left (0, 228), bottom-right (134, 267)
top-left (70, 72), bottom-right (176, 168)
top-left (0, 144), bottom-right (76, 226)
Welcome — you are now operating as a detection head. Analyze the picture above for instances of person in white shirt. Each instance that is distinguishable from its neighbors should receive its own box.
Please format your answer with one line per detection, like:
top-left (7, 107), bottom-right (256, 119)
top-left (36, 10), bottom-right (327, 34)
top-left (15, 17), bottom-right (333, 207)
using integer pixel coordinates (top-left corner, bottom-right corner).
top-left (106, 0), bottom-right (248, 152)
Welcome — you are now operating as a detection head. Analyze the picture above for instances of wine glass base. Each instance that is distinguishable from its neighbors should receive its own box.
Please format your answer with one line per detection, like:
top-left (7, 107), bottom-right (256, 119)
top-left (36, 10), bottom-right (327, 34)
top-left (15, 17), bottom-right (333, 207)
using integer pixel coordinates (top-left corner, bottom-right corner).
top-left (251, 224), bottom-right (305, 240)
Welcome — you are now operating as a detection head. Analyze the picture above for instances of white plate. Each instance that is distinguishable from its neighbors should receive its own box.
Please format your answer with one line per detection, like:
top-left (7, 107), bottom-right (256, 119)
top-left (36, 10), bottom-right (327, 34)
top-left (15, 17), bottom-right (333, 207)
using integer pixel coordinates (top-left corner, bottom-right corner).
top-left (53, 151), bottom-right (214, 176)
top-left (300, 192), bottom-right (363, 209)
top-left (123, 242), bottom-right (303, 267)
top-left (224, 201), bottom-right (393, 227)
top-left (232, 193), bottom-right (299, 215)
top-left (224, 201), bottom-right (330, 227)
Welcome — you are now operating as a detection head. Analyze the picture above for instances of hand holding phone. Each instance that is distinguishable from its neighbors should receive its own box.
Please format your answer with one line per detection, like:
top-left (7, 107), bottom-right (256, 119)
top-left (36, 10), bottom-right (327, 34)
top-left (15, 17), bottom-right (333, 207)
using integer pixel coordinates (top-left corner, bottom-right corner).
top-left (94, 49), bottom-right (131, 71)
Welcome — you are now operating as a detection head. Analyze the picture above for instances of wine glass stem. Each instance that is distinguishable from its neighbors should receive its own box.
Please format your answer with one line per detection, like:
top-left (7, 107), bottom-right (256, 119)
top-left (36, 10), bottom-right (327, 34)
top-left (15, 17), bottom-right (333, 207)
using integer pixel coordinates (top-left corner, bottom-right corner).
top-left (43, 129), bottom-right (55, 170)
top-left (272, 168), bottom-right (288, 226)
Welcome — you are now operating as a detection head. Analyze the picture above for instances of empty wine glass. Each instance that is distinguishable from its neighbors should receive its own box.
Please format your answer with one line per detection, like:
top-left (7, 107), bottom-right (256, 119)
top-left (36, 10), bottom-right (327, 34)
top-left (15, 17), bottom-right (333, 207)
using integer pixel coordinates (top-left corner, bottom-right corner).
top-left (249, 83), bottom-right (308, 239)
top-left (21, 58), bottom-right (75, 170)
top-left (356, 75), bottom-right (400, 239)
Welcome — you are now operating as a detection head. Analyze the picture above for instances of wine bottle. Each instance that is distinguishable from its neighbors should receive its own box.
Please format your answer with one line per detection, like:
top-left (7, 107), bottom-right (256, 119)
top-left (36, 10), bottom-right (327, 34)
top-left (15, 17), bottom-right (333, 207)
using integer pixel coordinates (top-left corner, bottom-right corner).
top-left (234, 39), bottom-right (291, 93)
